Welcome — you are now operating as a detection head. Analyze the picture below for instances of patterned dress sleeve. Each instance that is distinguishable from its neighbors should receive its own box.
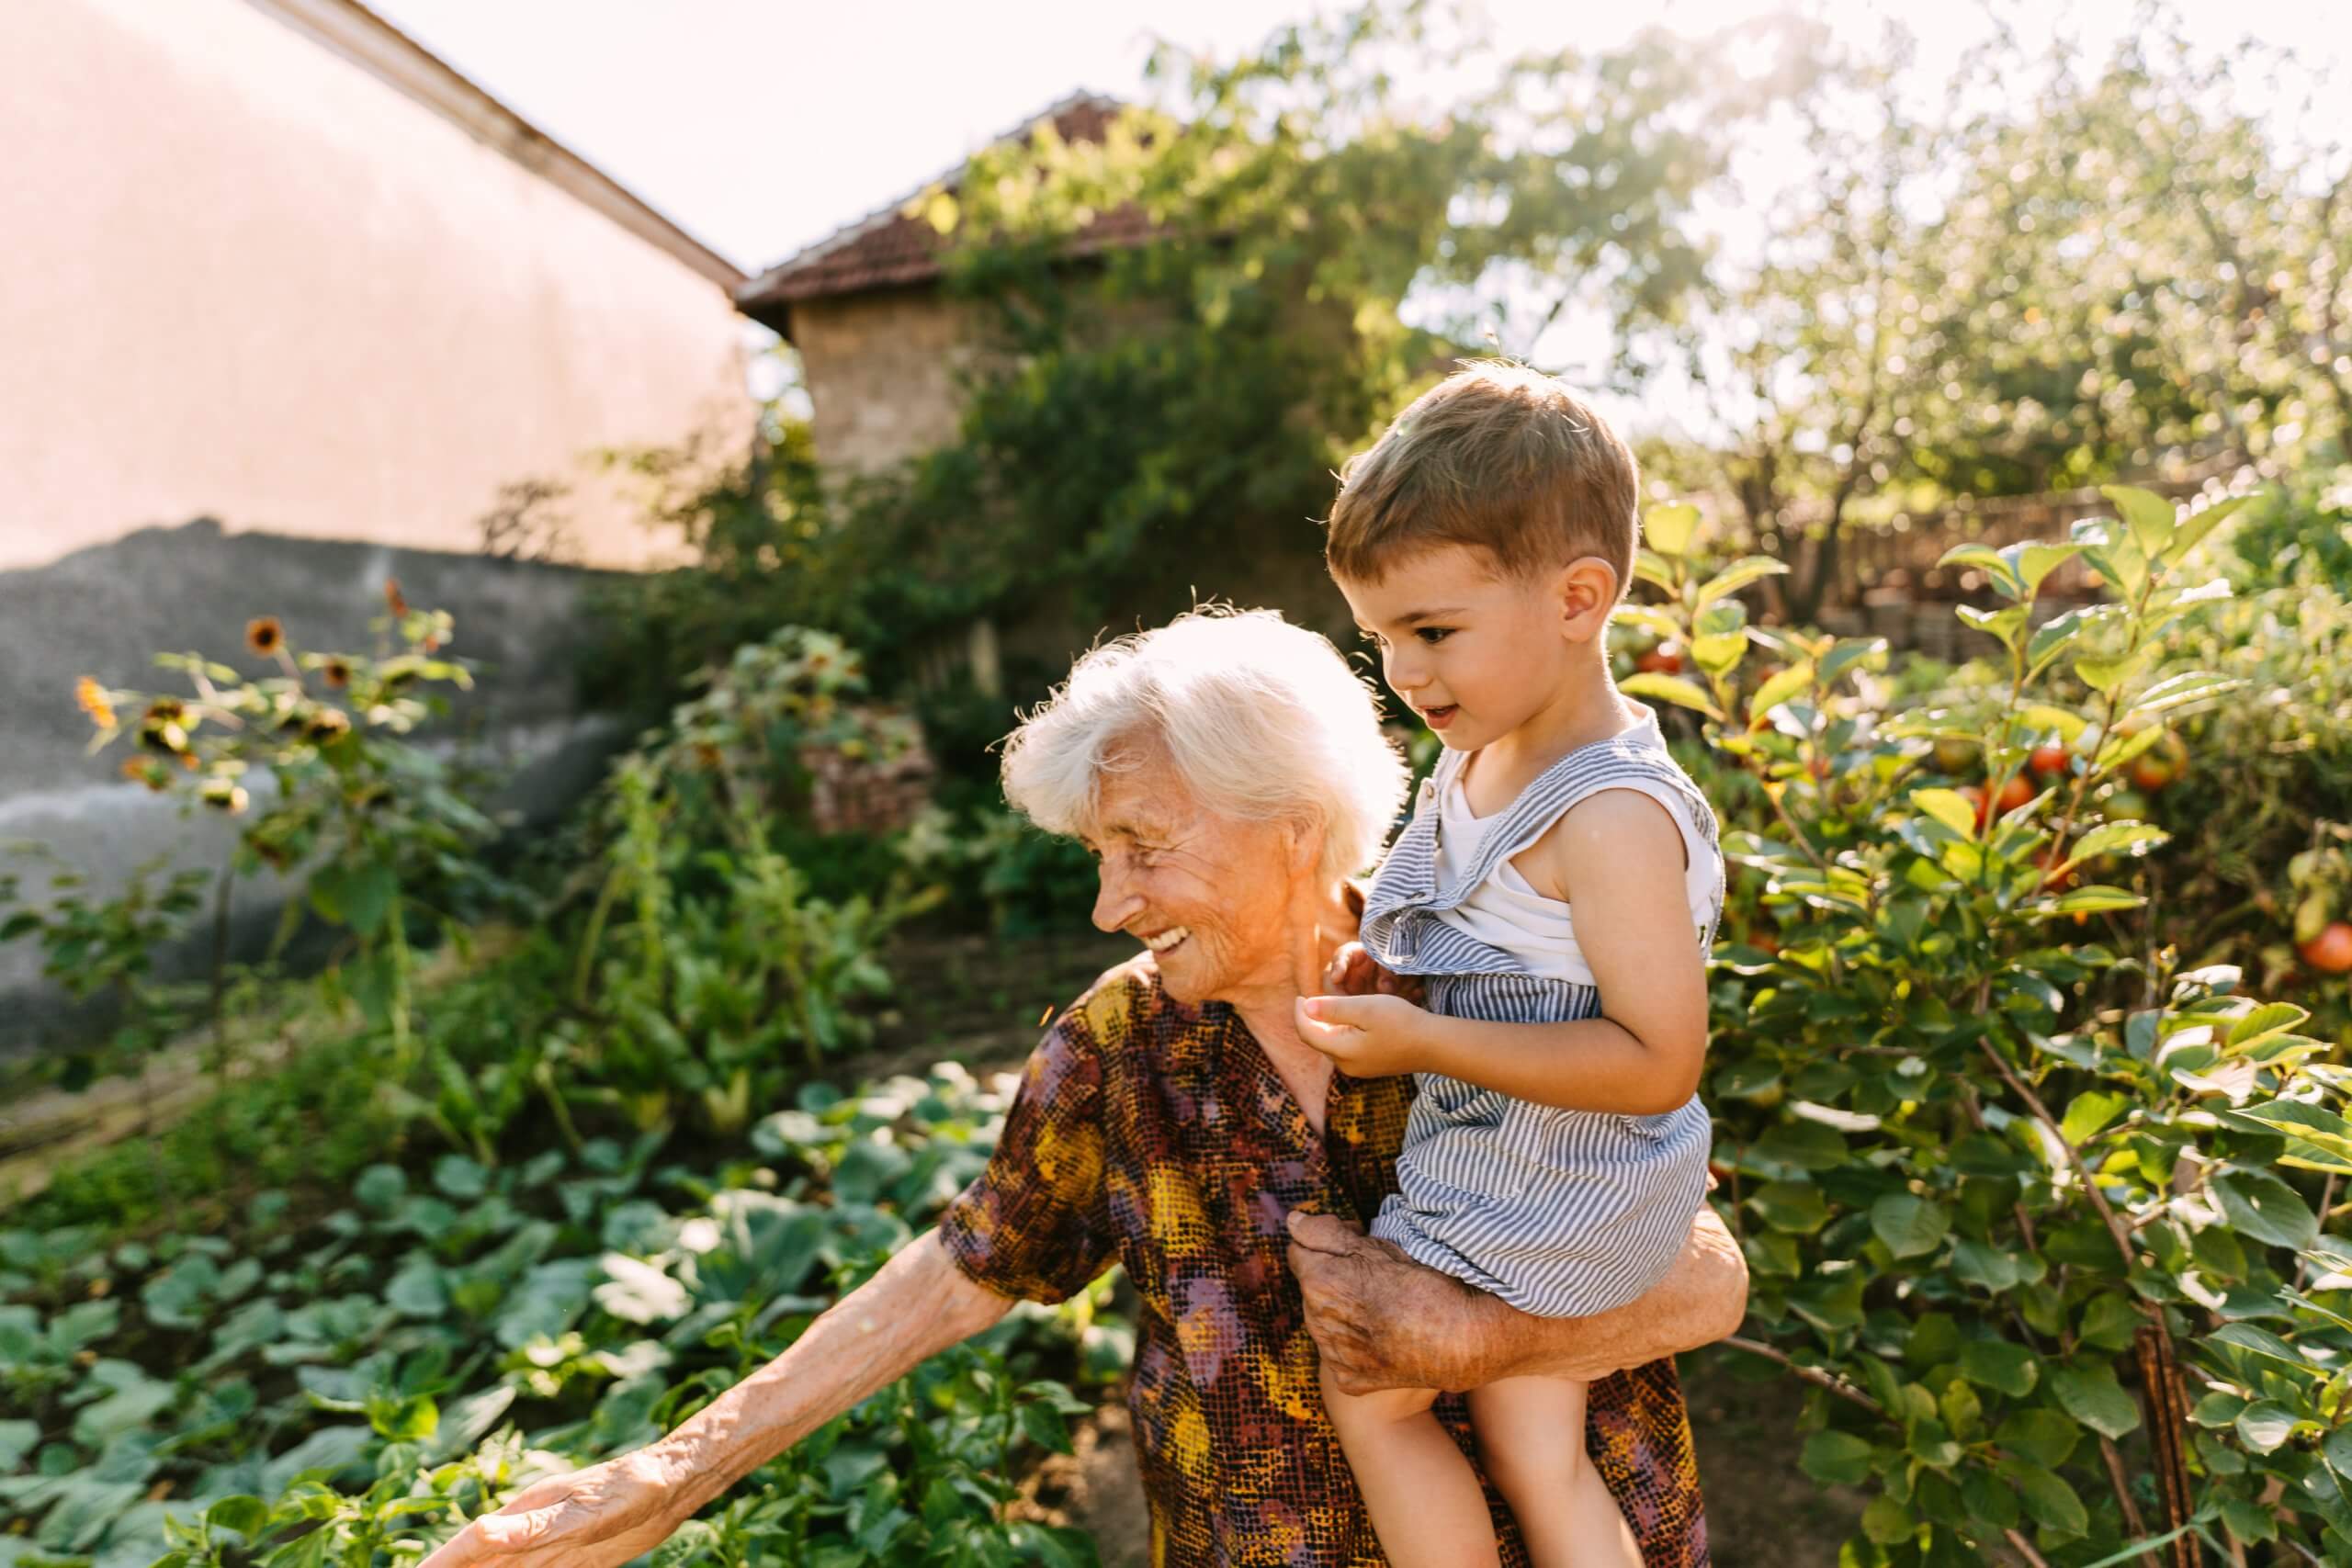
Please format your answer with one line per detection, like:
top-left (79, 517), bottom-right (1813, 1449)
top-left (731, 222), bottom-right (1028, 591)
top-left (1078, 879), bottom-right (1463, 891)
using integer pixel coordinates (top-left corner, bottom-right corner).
top-left (936, 1001), bottom-right (1118, 1304)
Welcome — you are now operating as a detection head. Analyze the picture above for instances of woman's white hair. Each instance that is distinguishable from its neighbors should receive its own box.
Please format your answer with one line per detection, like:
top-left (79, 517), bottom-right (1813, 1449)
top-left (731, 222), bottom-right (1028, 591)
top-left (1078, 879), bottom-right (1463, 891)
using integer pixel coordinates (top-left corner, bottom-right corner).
top-left (1001, 606), bottom-right (1408, 885)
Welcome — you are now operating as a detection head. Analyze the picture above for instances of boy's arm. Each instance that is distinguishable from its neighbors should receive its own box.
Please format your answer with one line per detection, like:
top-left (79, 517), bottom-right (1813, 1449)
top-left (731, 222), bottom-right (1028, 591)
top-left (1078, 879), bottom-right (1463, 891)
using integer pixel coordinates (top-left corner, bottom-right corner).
top-left (1298, 791), bottom-right (1707, 1115)
top-left (1426, 789), bottom-right (1706, 1114)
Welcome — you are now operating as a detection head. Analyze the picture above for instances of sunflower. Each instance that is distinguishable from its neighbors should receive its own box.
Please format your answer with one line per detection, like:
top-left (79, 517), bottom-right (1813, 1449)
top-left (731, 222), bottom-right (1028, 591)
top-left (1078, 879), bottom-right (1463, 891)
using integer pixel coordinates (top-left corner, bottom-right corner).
top-left (74, 677), bottom-right (116, 729)
top-left (322, 658), bottom-right (351, 690)
top-left (246, 616), bottom-right (285, 656)
top-left (303, 707), bottom-right (352, 743)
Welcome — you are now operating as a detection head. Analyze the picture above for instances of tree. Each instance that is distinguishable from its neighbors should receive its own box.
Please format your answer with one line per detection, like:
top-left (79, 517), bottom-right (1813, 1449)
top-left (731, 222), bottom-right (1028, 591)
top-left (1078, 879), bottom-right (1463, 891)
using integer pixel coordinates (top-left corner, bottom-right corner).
top-left (818, 3), bottom-right (1824, 659)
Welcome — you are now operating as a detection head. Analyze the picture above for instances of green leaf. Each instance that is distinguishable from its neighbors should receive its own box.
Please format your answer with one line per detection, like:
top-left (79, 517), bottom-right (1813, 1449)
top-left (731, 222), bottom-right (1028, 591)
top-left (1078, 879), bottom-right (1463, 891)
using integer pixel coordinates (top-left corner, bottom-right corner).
top-left (1748, 1181), bottom-right (1829, 1235)
top-left (1695, 556), bottom-right (1789, 605)
top-left (1016, 1400), bottom-right (1072, 1454)
top-left (265, 1522), bottom-right (334, 1568)
top-left (2127, 671), bottom-right (2241, 718)
top-left (1799, 1429), bottom-right (1875, 1486)
top-left (2065, 821), bottom-right (2167, 863)
top-left (1994, 1409), bottom-right (2081, 1468)
top-left (1860, 1494), bottom-right (1915, 1546)
top-left (385, 1259), bottom-right (447, 1318)
top-left (1871, 1193), bottom-right (1951, 1258)
top-left (205, 1495), bottom-right (270, 1536)
top-left (2161, 493), bottom-right (2255, 568)
top-left (2025, 886), bottom-right (2143, 918)
top-left (1958, 1339), bottom-right (2039, 1397)
top-left (2103, 485), bottom-right (2177, 558)
top-left (2006, 1461), bottom-right (2088, 1533)
top-left (1747, 660), bottom-right (1814, 724)
top-left (2049, 1363), bottom-right (2140, 1438)
top-left (1753, 1120), bottom-right (1851, 1171)
top-left (354, 1164), bottom-right (406, 1213)
top-left (1643, 502), bottom-right (1699, 558)
top-left (1619, 671), bottom-right (1723, 721)
top-left (1817, 637), bottom-right (1889, 686)
top-left (1690, 600), bottom-right (1749, 676)
top-left (2058, 1090), bottom-right (2129, 1145)
top-left (2025, 608), bottom-right (2090, 673)
top-left (1905, 1416), bottom-right (1962, 1469)
top-left (2234, 1401), bottom-right (2297, 1453)
top-left (1910, 788), bottom-right (1979, 840)
top-left (2075, 645), bottom-right (2155, 695)
top-left (1957, 604), bottom-right (2028, 647)
top-left (2076, 1292), bottom-right (2141, 1353)
top-left (2210, 1323), bottom-right (2309, 1371)
top-left (2211, 1168), bottom-right (2317, 1248)
top-left (2019, 704), bottom-right (2089, 744)
top-left (1951, 1238), bottom-right (2023, 1292)
top-left (1611, 604), bottom-right (1682, 643)
top-left (373, 1393), bottom-right (438, 1440)
top-left (1937, 543), bottom-right (2019, 597)
top-left (433, 1155), bottom-right (490, 1199)
top-left (594, 1254), bottom-right (689, 1325)
top-left (2224, 1002), bottom-right (2311, 1051)
top-left (2008, 542), bottom-right (2083, 597)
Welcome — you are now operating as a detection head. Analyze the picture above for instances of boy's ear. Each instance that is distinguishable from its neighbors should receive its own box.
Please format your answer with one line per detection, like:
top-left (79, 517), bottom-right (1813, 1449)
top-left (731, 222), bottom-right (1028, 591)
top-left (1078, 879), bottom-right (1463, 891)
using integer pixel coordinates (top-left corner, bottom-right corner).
top-left (1554, 557), bottom-right (1621, 643)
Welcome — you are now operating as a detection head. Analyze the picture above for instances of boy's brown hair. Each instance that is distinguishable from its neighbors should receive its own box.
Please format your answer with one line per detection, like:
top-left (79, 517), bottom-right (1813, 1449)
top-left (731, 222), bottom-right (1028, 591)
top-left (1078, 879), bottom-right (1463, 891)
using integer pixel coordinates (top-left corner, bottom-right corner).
top-left (1323, 361), bottom-right (1639, 595)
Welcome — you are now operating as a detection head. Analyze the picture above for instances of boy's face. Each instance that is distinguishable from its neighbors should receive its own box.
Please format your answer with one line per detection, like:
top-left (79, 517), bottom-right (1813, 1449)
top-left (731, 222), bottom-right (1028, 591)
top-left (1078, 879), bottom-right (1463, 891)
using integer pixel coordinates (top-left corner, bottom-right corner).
top-left (1335, 543), bottom-right (1582, 753)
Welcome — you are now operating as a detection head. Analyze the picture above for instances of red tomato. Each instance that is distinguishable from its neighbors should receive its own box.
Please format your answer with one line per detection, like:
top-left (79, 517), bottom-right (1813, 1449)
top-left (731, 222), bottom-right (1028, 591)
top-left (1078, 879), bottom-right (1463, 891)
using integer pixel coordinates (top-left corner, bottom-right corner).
top-left (2301, 922), bottom-right (2352, 976)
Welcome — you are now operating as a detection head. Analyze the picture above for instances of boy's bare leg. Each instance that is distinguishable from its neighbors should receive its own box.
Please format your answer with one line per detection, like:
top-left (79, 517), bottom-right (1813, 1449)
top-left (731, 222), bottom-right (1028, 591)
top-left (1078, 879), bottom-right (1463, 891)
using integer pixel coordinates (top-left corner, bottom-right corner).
top-left (1468, 1375), bottom-right (1639, 1568)
top-left (1318, 1362), bottom-right (1500, 1568)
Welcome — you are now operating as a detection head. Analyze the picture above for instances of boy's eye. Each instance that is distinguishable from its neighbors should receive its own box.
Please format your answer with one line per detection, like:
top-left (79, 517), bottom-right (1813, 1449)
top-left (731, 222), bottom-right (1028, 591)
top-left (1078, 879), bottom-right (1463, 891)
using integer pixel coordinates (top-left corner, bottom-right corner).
top-left (1416, 626), bottom-right (1454, 644)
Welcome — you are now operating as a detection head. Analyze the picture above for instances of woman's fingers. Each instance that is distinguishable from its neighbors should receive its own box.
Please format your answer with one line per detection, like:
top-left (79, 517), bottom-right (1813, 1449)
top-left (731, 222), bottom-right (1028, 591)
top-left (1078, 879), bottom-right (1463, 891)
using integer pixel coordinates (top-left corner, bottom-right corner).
top-left (421, 1470), bottom-right (645, 1568)
top-left (478, 1502), bottom-right (578, 1550)
top-left (1323, 941), bottom-right (1374, 994)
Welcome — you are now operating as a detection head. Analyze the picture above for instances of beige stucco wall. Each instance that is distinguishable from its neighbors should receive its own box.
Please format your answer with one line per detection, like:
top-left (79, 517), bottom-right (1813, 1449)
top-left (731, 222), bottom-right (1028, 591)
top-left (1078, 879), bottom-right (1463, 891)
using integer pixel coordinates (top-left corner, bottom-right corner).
top-left (791, 289), bottom-right (990, 474)
top-left (0, 0), bottom-right (752, 573)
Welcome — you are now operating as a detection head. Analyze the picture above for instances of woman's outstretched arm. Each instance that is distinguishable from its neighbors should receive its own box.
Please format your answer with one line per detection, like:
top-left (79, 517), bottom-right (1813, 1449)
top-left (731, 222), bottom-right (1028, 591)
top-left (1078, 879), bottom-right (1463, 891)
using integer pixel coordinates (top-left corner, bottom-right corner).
top-left (422, 1230), bottom-right (1014, 1568)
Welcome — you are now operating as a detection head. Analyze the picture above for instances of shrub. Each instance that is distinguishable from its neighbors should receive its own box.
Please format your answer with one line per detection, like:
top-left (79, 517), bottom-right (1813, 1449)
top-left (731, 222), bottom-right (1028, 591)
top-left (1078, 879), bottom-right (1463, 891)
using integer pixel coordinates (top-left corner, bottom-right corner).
top-left (0, 1070), bottom-right (1103, 1568)
top-left (1625, 487), bottom-right (2352, 1562)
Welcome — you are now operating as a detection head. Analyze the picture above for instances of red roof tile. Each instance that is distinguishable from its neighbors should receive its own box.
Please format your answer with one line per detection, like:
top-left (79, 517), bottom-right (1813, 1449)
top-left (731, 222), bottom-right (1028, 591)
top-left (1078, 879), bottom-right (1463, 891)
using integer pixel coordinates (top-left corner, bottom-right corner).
top-left (736, 92), bottom-right (1145, 338)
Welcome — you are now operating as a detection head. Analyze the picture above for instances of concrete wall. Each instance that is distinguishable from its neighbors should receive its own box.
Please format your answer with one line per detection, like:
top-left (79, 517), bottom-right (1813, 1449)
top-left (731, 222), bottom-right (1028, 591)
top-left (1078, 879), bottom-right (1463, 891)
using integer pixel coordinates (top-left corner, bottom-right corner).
top-left (0, 0), bottom-right (752, 572)
top-left (0, 523), bottom-right (638, 1053)
top-left (0, 0), bottom-right (757, 1050)
top-left (791, 289), bottom-right (989, 474)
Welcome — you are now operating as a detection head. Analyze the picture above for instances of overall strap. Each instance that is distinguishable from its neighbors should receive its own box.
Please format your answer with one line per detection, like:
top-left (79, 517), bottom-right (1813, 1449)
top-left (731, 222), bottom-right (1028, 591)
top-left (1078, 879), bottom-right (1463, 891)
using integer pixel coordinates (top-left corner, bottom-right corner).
top-left (1434, 739), bottom-right (1712, 907)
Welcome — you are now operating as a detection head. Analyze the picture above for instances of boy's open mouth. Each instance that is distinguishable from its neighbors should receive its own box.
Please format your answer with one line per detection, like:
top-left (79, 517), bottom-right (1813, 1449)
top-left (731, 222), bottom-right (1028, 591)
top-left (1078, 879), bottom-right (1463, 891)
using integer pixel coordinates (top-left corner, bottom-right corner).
top-left (1420, 705), bottom-right (1458, 729)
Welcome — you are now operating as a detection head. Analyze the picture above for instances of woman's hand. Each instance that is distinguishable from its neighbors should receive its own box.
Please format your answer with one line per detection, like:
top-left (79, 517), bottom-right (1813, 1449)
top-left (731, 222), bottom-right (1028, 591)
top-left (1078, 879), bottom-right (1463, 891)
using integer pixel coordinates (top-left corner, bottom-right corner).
top-left (1321, 940), bottom-right (1427, 1004)
top-left (1284, 1207), bottom-right (1748, 1393)
top-left (1293, 992), bottom-right (1434, 1077)
top-left (421, 1446), bottom-right (685, 1568)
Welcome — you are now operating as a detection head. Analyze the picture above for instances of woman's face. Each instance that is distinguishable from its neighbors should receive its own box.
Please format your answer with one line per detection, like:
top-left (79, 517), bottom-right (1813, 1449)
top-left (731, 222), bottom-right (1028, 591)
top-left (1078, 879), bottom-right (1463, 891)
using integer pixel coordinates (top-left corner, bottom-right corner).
top-left (1081, 742), bottom-right (1306, 1008)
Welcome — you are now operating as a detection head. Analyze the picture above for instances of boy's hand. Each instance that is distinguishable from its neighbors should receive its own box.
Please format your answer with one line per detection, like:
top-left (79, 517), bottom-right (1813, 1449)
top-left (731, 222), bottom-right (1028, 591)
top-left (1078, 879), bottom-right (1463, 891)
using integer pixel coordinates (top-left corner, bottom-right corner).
top-left (1295, 993), bottom-right (1435, 1077)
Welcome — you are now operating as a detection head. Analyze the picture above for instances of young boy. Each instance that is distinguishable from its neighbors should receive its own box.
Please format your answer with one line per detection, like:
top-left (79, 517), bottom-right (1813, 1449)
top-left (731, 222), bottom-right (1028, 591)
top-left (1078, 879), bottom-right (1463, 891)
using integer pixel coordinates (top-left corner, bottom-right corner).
top-left (1295, 363), bottom-right (1724, 1568)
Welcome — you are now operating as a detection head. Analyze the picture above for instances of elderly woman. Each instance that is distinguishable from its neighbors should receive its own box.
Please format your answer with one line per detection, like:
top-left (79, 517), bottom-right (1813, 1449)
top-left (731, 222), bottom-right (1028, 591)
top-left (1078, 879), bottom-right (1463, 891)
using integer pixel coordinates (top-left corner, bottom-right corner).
top-left (424, 610), bottom-right (1747, 1568)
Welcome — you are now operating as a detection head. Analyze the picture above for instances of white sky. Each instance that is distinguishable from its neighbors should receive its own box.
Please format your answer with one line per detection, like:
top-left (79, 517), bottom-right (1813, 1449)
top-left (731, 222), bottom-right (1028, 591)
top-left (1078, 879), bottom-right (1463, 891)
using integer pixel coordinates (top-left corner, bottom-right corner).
top-left (360, 0), bottom-right (2348, 429)
top-left (365, 0), bottom-right (2351, 276)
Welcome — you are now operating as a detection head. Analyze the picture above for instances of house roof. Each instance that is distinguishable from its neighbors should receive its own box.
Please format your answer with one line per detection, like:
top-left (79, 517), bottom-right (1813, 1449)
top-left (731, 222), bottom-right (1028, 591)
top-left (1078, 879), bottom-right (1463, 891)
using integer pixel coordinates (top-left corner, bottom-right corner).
top-left (251, 0), bottom-right (746, 290)
top-left (736, 91), bottom-right (1148, 339)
